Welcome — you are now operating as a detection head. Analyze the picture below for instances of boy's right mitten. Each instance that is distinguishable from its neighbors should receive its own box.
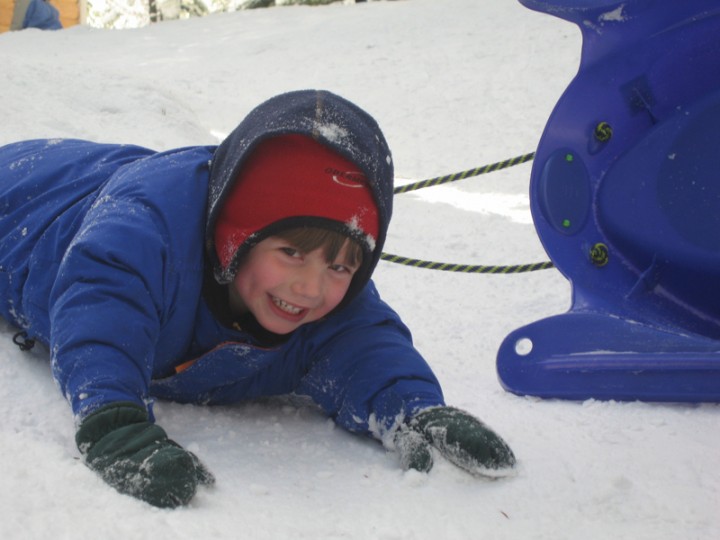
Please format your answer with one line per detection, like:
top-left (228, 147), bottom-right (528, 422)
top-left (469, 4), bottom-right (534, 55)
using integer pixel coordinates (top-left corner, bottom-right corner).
top-left (75, 403), bottom-right (214, 508)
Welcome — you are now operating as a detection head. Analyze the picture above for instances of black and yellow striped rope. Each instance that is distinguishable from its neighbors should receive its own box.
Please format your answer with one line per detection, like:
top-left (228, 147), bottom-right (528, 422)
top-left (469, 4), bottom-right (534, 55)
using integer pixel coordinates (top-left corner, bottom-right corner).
top-left (379, 253), bottom-right (554, 274)
top-left (383, 151), bottom-right (556, 274)
top-left (393, 152), bottom-right (535, 195)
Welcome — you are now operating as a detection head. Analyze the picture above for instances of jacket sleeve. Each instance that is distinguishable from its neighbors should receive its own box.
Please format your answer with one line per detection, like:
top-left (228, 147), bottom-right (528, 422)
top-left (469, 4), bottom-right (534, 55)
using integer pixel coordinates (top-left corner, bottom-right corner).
top-left (46, 146), bottom-right (211, 421)
top-left (49, 190), bottom-right (170, 421)
top-left (295, 282), bottom-right (445, 443)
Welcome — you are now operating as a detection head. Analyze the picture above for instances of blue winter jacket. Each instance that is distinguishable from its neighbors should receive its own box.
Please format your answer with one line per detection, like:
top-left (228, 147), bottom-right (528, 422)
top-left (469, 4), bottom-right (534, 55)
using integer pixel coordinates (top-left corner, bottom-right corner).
top-left (0, 90), bottom-right (444, 439)
top-left (23, 0), bottom-right (62, 30)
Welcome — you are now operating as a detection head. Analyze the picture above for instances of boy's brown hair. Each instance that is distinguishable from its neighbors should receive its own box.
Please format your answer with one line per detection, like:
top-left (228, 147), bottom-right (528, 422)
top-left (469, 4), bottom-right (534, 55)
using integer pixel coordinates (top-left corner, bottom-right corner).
top-left (275, 227), bottom-right (364, 269)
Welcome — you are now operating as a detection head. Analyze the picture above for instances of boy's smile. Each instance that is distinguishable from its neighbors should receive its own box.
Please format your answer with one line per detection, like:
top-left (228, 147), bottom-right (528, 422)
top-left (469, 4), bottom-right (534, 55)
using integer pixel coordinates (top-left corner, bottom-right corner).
top-left (229, 236), bottom-right (359, 334)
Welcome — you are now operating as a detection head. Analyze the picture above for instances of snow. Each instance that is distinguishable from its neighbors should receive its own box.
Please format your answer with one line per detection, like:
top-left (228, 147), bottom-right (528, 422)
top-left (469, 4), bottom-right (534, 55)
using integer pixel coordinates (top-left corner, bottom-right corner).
top-left (599, 5), bottom-right (627, 23)
top-left (1, 1), bottom-right (718, 538)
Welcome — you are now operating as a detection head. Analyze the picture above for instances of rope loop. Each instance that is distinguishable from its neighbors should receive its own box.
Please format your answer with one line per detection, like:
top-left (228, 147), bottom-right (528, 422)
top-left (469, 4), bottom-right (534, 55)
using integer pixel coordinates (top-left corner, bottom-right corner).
top-left (384, 151), bottom-right (555, 275)
top-left (12, 331), bottom-right (36, 352)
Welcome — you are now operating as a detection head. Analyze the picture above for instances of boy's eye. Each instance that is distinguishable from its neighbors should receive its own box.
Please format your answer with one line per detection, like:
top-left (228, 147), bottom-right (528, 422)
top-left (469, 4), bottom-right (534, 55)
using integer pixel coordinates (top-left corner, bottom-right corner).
top-left (329, 263), bottom-right (356, 275)
top-left (280, 247), bottom-right (300, 257)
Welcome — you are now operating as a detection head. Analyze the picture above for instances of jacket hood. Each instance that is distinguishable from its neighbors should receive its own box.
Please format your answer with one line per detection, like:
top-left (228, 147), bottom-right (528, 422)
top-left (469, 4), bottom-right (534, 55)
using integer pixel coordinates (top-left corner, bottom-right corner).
top-left (206, 89), bottom-right (394, 309)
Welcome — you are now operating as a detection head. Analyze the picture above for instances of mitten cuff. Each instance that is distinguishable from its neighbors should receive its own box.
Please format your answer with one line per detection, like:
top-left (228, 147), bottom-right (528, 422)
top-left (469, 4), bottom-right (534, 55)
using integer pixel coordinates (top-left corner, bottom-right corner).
top-left (75, 402), bottom-right (149, 454)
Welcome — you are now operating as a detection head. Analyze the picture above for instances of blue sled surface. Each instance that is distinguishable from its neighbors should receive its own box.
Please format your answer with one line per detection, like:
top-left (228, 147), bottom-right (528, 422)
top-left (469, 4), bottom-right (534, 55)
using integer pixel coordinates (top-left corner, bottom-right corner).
top-left (498, 313), bottom-right (720, 402)
top-left (498, 0), bottom-right (720, 402)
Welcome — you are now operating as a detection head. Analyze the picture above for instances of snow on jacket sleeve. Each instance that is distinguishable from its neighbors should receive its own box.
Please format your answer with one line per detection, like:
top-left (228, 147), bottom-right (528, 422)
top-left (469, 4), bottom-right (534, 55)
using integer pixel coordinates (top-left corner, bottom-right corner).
top-left (49, 151), bottom-right (209, 420)
top-left (295, 282), bottom-right (445, 441)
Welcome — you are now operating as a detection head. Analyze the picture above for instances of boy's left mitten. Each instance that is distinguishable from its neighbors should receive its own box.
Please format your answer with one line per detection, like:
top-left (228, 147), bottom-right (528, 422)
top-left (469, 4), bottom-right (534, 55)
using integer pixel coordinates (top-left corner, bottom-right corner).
top-left (395, 406), bottom-right (516, 477)
top-left (75, 403), bottom-right (214, 508)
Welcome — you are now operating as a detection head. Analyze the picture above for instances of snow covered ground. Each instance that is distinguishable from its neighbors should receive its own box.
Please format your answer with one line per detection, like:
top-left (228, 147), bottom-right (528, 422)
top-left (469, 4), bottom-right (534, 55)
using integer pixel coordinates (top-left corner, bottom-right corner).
top-left (1, 1), bottom-right (718, 538)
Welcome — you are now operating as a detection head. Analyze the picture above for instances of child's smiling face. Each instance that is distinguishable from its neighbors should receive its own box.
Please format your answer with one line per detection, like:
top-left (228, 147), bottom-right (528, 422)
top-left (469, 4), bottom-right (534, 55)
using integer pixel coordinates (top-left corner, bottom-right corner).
top-left (228, 235), bottom-right (360, 334)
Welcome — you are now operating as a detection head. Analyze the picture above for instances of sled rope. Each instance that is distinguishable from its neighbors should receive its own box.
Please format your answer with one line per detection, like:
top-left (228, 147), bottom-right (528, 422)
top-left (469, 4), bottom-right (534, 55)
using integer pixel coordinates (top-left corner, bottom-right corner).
top-left (382, 151), bottom-right (556, 274)
top-left (393, 152), bottom-right (535, 195)
top-left (379, 253), bottom-right (554, 274)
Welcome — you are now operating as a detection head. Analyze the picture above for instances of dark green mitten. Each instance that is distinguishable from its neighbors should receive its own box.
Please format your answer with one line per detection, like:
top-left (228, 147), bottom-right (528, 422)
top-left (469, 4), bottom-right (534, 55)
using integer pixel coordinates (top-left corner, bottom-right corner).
top-left (76, 403), bottom-right (214, 508)
top-left (395, 406), bottom-right (516, 477)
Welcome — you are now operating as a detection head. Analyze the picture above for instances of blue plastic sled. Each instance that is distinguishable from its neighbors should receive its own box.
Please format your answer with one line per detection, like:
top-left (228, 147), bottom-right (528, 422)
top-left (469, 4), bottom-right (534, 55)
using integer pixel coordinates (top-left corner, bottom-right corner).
top-left (496, 0), bottom-right (720, 402)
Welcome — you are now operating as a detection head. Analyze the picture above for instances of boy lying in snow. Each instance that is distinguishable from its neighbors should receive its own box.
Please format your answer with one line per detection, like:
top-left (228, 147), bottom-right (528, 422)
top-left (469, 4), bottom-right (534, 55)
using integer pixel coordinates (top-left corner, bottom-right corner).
top-left (0, 90), bottom-right (515, 507)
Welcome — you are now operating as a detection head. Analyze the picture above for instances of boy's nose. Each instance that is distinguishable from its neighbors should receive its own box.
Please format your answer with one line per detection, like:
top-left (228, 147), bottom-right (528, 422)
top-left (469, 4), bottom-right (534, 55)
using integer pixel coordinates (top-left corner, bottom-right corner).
top-left (292, 267), bottom-right (324, 299)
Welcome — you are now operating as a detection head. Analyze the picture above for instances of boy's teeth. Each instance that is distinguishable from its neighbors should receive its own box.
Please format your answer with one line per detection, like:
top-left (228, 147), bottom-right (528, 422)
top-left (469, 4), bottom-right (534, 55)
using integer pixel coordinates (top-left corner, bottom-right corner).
top-left (273, 297), bottom-right (302, 315)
